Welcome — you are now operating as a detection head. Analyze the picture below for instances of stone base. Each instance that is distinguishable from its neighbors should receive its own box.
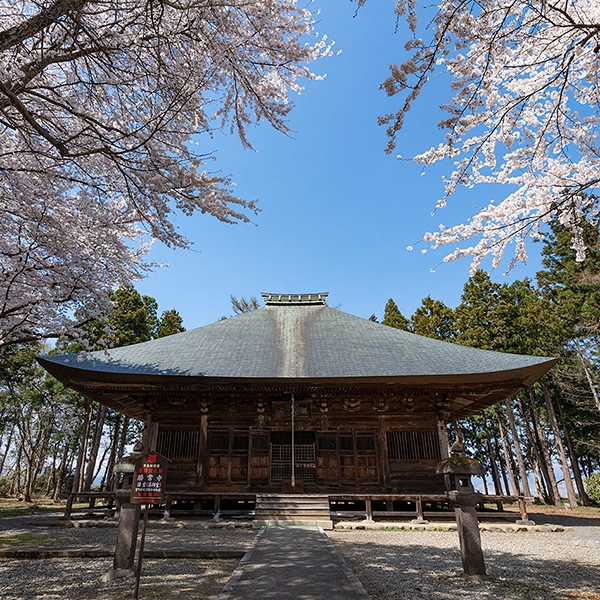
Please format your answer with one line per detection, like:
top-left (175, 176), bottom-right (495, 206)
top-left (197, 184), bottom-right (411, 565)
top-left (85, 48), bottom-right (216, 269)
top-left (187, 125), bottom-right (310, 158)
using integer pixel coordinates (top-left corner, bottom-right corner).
top-left (465, 573), bottom-right (489, 583)
top-left (101, 567), bottom-right (136, 582)
top-left (253, 519), bottom-right (333, 530)
top-left (410, 518), bottom-right (429, 525)
top-left (516, 519), bottom-right (536, 526)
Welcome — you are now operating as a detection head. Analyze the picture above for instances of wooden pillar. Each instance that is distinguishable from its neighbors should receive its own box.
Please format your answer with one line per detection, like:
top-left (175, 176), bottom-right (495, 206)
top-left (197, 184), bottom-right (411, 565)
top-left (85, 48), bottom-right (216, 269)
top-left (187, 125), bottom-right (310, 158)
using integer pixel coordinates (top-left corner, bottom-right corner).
top-left (163, 496), bottom-right (172, 520)
top-left (416, 497), bottom-right (424, 521)
top-left (198, 411), bottom-right (209, 486)
top-left (516, 497), bottom-right (533, 524)
top-left (437, 413), bottom-right (450, 459)
top-left (365, 498), bottom-right (373, 521)
top-left (377, 417), bottom-right (390, 487)
top-left (142, 419), bottom-right (159, 452)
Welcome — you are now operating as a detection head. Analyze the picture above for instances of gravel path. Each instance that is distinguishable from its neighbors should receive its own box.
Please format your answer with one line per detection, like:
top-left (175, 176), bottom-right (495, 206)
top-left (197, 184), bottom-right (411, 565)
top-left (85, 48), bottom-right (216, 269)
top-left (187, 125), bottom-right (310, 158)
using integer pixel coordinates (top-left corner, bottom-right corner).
top-left (329, 522), bottom-right (600, 600)
top-left (0, 513), bottom-right (256, 600)
top-left (1, 511), bottom-right (599, 599)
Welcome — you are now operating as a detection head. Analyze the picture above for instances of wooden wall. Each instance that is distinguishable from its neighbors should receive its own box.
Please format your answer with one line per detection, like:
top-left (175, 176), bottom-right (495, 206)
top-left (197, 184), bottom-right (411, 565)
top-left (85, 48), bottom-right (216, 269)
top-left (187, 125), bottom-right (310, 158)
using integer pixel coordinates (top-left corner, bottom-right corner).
top-left (155, 398), bottom-right (446, 494)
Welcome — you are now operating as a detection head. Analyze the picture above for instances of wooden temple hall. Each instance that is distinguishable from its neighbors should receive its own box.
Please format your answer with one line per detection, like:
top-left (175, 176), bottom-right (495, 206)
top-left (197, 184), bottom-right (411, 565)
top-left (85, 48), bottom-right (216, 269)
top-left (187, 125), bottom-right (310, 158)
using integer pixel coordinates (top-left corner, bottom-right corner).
top-left (39, 292), bottom-right (556, 522)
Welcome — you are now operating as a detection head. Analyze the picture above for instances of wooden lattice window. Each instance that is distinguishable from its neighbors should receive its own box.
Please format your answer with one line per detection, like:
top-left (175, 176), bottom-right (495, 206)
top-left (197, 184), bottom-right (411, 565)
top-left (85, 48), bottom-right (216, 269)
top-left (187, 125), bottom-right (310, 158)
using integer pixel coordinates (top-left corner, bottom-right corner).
top-left (386, 430), bottom-right (441, 460)
top-left (156, 429), bottom-right (200, 460)
top-left (251, 435), bottom-right (269, 451)
top-left (317, 435), bottom-right (338, 451)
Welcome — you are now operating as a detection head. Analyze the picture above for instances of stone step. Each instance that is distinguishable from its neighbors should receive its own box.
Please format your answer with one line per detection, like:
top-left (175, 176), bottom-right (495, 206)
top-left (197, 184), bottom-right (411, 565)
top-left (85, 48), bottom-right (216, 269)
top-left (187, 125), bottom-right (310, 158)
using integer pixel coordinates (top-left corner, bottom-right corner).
top-left (255, 494), bottom-right (331, 525)
top-left (252, 519), bottom-right (334, 530)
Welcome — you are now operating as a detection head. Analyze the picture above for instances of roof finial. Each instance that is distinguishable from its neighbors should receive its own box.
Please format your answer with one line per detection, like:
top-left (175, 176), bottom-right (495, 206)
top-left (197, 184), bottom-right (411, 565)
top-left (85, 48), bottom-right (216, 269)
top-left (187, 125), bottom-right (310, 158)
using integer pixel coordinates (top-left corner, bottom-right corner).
top-left (261, 293), bottom-right (328, 306)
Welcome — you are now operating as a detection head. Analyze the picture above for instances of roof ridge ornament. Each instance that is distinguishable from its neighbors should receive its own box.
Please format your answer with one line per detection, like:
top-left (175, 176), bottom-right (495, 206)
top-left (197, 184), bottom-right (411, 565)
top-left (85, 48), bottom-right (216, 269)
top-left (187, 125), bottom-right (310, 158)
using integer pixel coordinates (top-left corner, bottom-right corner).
top-left (261, 292), bottom-right (328, 306)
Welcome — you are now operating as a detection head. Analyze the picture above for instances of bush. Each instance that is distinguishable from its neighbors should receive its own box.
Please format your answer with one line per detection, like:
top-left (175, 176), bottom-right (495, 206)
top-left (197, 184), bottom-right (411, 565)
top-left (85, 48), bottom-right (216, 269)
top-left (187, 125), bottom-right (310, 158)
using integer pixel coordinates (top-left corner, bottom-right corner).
top-left (585, 473), bottom-right (600, 506)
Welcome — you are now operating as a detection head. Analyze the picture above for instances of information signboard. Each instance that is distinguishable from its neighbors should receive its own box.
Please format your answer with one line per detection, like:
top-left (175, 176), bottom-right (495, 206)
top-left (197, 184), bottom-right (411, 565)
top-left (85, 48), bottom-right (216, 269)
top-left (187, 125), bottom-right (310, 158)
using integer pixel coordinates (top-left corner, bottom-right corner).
top-left (130, 452), bottom-right (168, 504)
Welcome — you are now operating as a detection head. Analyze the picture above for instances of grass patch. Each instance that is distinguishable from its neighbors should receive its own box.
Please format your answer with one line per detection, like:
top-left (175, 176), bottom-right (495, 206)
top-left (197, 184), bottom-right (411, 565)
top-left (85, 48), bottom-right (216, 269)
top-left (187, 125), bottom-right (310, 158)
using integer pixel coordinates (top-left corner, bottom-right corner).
top-left (0, 532), bottom-right (54, 547)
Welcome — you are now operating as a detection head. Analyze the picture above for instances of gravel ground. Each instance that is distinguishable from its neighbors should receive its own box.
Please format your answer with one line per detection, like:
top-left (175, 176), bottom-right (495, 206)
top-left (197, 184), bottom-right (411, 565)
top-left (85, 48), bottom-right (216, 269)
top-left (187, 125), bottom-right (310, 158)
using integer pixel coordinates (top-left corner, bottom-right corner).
top-left (329, 518), bottom-right (600, 600)
top-left (1, 511), bottom-right (599, 600)
top-left (0, 513), bottom-right (256, 600)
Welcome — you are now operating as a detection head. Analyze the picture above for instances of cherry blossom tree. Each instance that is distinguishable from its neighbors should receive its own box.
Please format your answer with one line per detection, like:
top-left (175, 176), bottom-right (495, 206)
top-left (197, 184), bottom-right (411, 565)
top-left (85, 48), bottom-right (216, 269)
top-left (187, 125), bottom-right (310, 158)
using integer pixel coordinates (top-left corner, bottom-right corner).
top-left (381, 0), bottom-right (600, 272)
top-left (0, 0), bottom-right (331, 347)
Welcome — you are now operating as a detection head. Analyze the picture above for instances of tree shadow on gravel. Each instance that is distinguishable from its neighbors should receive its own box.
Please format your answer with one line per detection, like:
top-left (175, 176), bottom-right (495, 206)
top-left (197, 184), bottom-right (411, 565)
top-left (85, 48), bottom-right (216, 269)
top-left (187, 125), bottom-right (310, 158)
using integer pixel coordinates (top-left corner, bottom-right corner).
top-left (331, 539), bottom-right (600, 600)
top-left (0, 557), bottom-right (238, 600)
top-left (527, 510), bottom-right (600, 528)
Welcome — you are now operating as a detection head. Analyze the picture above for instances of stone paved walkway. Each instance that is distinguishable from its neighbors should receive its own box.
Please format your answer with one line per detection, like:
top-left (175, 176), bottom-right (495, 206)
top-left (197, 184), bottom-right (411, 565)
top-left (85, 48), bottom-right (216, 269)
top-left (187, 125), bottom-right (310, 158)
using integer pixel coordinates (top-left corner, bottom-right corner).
top-left (218, 526), bottom-right (370, 600)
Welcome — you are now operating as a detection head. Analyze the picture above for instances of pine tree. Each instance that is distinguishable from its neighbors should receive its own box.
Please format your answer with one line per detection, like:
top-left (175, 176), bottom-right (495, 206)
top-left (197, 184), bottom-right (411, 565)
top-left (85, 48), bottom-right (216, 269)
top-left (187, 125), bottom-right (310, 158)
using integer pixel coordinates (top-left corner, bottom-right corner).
top-left (381, 299), bottom-right (409, 330)
top-left (409, 296), bottom-right (455, 340)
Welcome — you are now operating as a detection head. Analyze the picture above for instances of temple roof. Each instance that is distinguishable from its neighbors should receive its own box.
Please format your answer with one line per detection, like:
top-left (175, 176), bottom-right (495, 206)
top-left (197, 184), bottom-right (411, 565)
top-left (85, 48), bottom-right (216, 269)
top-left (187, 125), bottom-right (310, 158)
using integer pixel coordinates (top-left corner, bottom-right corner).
top-left (39, 300), bottom-right (555, 385)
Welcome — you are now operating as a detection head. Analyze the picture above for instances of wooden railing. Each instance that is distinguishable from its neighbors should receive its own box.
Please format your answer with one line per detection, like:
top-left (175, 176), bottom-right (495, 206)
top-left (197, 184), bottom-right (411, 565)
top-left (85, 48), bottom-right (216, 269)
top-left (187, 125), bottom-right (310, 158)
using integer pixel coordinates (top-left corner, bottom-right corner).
top-left (63, 490), bottom-right (532, 523)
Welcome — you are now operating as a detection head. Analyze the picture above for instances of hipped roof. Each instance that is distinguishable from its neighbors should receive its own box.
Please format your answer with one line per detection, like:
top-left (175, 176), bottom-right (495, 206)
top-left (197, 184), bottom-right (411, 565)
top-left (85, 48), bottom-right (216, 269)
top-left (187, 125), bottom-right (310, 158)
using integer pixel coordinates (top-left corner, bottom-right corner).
top-left (39, 302), bottom-right (555, 386)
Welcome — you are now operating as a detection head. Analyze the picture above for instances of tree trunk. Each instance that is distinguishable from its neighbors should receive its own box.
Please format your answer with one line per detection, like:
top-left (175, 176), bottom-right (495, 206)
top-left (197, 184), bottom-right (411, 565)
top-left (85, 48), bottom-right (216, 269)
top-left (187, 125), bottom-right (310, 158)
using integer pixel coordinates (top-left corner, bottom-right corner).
top-left (483, 416), bottom-right (503, 495)
top-left (542, 384), bottom-right (578, 507)
top-left (45, 448), bottom-right (58, 497)
top-left (577, 349), bottom-right (600, 412)
top-left (82, 404), bottom-right (106, 491)
top-left (504, 399), bottom-right (532, 496)
top-left (517, 394), bottom-right (550, 503)
top-left (117, 416), bottom-right (131, 462)
top-left (94, 442), bottom-right (111, 488)
top-left (73, 402), bottom-right (92, 495)
top-left (9, 442), bottom-right (23, 496)
top-left (555, 397), bottom-right (591, 505)
top-left (532, 457), bottom-right (548, 501)
top-left (103, 414), bottom-right (120, 492)
top-left (0, 424), bottom-right (14, 475)
top-left (528, 388), bottom-right (561, 506)
top-left (497, 416), bottom-right (519, 496)
top-left (53, 442), bottom-right (70, 503)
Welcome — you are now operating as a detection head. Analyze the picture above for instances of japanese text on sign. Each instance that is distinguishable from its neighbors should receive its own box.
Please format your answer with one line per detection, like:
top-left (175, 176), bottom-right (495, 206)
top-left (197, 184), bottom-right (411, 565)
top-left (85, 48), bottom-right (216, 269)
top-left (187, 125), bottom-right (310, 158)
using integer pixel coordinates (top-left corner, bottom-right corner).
top-left (130, 452), bottom-right (168, 503)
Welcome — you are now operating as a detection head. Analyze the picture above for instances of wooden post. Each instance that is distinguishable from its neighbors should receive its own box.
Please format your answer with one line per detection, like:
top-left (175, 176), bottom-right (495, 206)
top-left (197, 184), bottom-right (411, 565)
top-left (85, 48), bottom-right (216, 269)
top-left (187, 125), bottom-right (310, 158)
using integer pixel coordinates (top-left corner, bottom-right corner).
top-left (377, 417), bottom-right (390, 487)
top-left (133, 504), bottom-right (150, 600)
top-left (198, 412), bottom-right (208, 486)
top-left (416, 497), bottom-right (425, 521)
top-left (365, 498), bottom-right (373, 521)
top-left (437, 414), bottom-right (450, 459)
top-left (163, 496), bottom-right (172, 520)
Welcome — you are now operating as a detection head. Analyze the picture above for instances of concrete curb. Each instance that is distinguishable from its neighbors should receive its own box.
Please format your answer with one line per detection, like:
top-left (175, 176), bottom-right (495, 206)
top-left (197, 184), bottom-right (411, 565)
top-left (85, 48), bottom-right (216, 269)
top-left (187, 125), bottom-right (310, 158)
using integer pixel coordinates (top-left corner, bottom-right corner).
top-left (320, 527), bottom-right (371, 599)
top-left (0, 547), bottom-right (246, 559)
top-left (333, 520), bottom-right (565, 532)
top-left (217, 526), bottom-right (265, 600)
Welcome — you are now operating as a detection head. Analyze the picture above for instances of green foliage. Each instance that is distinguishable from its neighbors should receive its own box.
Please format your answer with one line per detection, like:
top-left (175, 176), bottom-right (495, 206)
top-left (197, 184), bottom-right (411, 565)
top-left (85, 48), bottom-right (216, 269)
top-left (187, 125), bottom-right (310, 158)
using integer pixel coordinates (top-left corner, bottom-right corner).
top-left (537, 213), bottom-right (600, 347)
top-left (409, 296), bottom-right (455, 340)
top-left (585, 473), bottom-right (600, 505)
top-left (108, 286), bottom-right (158, 346)
top-left (381, 299), bottom-right (409, 330)
top-left (230, 295), bottom-right (261, 315)
top-left (156, 310), bottom-right (185, 338)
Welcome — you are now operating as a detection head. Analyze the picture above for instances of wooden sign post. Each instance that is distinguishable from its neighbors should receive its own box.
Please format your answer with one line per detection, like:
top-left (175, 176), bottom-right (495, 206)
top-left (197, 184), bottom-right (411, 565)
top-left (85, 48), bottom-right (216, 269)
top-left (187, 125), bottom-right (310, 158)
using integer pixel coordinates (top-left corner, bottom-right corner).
top-left (130, 452), bottom-right (169, 599)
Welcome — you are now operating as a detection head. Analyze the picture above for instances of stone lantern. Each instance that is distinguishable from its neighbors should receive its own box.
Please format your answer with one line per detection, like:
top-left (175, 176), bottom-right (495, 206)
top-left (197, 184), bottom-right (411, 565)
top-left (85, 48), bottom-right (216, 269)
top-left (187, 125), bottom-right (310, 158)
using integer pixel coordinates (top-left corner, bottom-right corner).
top-left (436, 441), bottom-right (487, 579)
top-left (103, 441), bottom-right (144, 582)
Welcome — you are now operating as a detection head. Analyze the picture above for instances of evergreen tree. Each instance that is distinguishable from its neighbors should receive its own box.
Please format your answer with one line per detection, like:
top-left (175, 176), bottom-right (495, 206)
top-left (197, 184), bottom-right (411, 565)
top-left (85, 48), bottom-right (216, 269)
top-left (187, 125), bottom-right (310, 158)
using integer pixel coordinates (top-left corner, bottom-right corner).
top-left (381, 299), bottom-right (409, 330)
top-left (409, 296), bottom-right (455, 340)
top-left (157, 310), bottom-right (186, 338)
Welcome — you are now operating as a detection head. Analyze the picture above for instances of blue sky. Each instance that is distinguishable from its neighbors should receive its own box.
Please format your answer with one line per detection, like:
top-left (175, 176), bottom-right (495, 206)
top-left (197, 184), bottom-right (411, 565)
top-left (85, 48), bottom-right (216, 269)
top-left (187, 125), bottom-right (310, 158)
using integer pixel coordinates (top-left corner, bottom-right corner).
top-left (137, 1), bottom-right (543, 328)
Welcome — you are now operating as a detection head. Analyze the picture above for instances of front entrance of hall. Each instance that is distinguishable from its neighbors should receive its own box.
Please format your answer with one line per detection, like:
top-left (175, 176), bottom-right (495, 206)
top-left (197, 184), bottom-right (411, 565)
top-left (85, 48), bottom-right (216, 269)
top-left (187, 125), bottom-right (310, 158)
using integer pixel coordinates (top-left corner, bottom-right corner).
top-left (270, 431), bottom-right (316, 486)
